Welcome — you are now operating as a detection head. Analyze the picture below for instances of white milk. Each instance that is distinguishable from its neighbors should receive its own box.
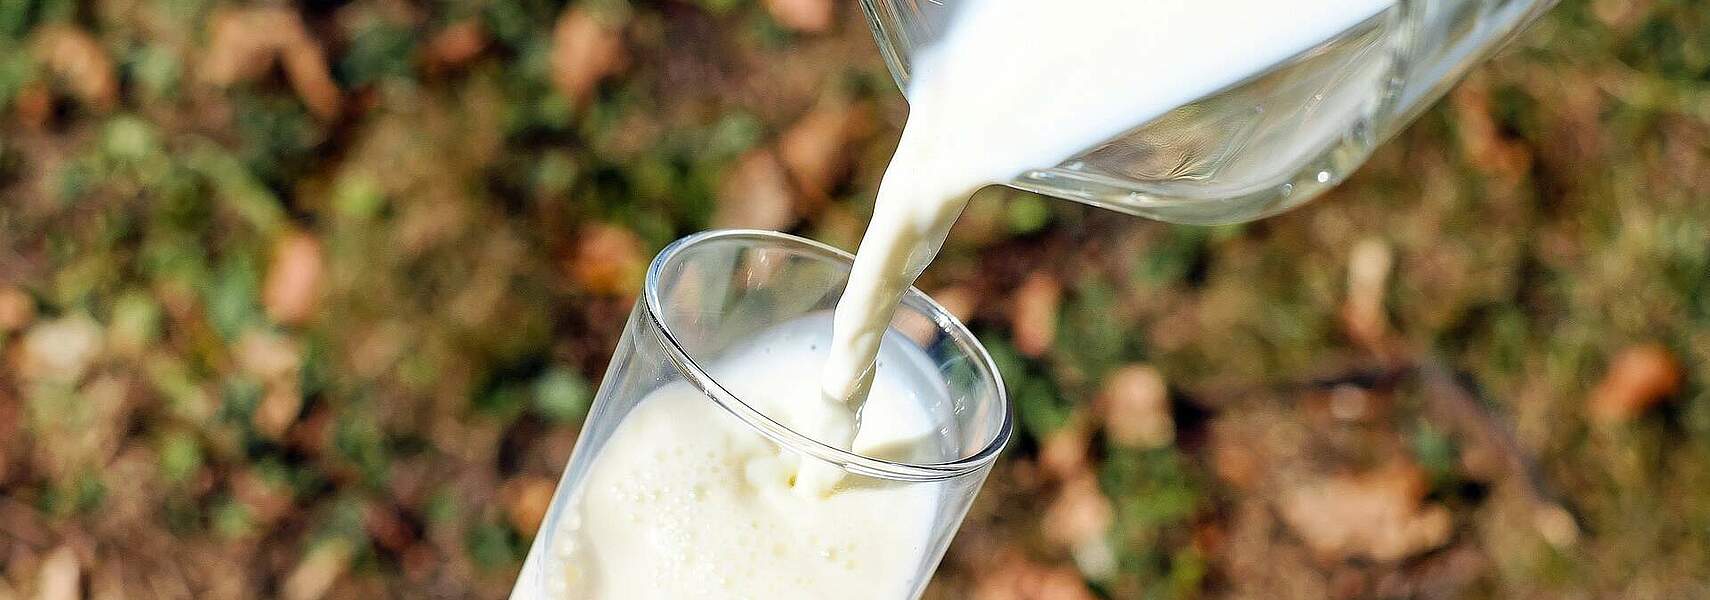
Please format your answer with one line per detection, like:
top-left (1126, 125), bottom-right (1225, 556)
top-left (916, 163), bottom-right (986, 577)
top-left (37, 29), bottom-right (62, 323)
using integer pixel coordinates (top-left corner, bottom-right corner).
top-left (521, 1), bottom-right (1405, 597)
top-left (806, 0), bottom-right (1396, 494)
top-left (537, 316), bottom-right (951, 599)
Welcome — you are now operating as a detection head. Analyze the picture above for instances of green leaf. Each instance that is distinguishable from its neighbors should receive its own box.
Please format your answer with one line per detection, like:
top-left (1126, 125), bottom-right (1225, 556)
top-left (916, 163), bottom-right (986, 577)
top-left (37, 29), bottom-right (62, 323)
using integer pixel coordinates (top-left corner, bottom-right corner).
top-left (160, 431), bottom-right (203, 484)
top-left (533, 367), bottom-right (593, 423)
top-left (467, 521), bottom-right (521, 569)
top-left (1005, 193), bottom-right (1052, 234)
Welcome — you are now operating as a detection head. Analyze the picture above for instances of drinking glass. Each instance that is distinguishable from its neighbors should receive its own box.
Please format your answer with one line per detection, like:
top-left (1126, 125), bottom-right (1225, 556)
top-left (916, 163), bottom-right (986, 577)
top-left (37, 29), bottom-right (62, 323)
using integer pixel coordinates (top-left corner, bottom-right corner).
top-left (860, 0), bottom-right (1560, 224)
top-left (510, 230), bottom-right (1011, 599)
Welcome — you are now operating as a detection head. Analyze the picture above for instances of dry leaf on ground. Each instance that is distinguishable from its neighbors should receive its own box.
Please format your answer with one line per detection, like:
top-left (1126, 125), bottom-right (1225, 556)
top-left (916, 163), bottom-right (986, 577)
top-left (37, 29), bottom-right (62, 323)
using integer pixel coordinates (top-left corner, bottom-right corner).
top-left (426, 20), bottom-right (487, 70)
top-left (502, 475), bottom-right (558, 537)
top-left (1210, 432), bottom-right (1262, 490)
top-left (1010, 272), bottom-right (1061, 358)
top-left (779, 102), bottom-right (871, 204)
top-left (201, 7), bottom-right (342, 119)
top-left (0, 287), bottom-right (36, 332)
top-left (1097, 364), bottom-right (1174, 448)
top-left (1038, 414), bottom-right (1092, 482)
top-left (1588, 343), bottom-right (1682, 423)
top-left (764, 0), bottom-right (835, 33)
top-left (1278, 460), bottom-right (1452, 562)
top-left (32, 26), bottom-right (117, 111)
top-left (237, 329), bottom-right (302, 381)
top-left (18, 314), bottom-right (103, 384)
top-left (36, 545), bottom-right (81, 600)
top-left (1341, 237), bottom-right (1393, 350)
top-left (264, 231), bottom-right (325, 325)
top-left (282, 541), bottom-right (353, 600)
top-left (568, 224), bottom-right (646, 297)
top-left (972, 552), bottom-right (1098, 600)
top-left (551, 8), bottom-right (627, 105)
top-left (715, 149), bottom-right (797, 230)
top-left (1042, 473), bottom-right (1113, 549)
top-left (1450, 77), bottom-right (1532, 180)
top-left (255, 385), bottom-right (305, 441)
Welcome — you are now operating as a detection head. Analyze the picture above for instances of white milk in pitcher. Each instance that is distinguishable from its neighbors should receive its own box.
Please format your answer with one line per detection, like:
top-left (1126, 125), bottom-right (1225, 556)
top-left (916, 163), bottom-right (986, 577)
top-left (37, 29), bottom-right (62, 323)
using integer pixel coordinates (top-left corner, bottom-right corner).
top-left (808, 0), bottom-right (1396, 493)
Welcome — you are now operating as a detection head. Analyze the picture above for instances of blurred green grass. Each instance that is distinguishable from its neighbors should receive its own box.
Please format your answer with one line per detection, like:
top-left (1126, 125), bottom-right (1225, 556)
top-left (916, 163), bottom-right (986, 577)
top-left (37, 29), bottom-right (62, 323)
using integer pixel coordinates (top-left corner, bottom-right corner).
top-left (0, 0), bottom-right (1707, 598)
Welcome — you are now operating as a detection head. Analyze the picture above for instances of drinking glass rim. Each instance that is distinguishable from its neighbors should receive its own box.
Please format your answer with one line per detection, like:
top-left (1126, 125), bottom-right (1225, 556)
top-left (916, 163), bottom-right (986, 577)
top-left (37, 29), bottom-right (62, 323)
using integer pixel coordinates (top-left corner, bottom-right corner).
top-left (643, 229), bottom-right (1013, 482)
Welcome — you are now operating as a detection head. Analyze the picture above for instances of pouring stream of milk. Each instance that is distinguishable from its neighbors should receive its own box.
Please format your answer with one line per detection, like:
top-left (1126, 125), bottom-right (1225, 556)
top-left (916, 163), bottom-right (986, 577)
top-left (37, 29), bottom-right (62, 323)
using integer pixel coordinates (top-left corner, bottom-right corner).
top-left (519, 1), bottom-right (1404, 597)
top-left (799, 0), bottom-right (1394, 495)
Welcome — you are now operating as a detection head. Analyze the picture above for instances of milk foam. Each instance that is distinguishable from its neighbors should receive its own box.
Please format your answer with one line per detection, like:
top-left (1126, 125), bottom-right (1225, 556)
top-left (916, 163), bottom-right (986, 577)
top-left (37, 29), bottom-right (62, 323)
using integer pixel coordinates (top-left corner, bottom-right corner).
top-left (543, 315), bottom-right (950, 599)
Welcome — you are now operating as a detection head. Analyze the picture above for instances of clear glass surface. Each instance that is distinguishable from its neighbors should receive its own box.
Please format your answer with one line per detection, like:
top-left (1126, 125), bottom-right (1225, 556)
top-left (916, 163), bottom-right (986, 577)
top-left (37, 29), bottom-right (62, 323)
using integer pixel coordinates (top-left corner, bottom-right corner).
top-left (511, 230), bottom-right (1011, 599)
top-left (860, 0), bottom-right (1560, 224)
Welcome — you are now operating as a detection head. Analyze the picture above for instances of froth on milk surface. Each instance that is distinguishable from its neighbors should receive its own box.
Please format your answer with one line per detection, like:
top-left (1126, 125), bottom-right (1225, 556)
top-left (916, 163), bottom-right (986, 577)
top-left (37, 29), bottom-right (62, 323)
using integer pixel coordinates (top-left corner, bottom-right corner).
top-left (532, 315), bottom-right (953, 599)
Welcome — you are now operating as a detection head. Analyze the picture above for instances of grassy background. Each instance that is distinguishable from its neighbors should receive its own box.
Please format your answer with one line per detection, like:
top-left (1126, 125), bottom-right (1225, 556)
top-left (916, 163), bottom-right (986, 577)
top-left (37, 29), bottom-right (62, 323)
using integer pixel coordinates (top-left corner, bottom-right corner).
top-left (1, 0), bottom-right (1707, 598)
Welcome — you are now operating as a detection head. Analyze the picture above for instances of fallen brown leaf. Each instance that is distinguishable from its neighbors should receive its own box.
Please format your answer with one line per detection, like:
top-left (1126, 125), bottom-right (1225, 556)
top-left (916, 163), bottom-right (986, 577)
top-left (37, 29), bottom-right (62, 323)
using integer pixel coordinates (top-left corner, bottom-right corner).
top-left (201, 7), bottom-right (342, 119)
top-left (778, 102), bottom-right (871, 205)
top-left (36, 545), bottom-right (81, 600)
top-left (426, 20), bottom-right (488, 70)
top-left (764, 0), bottom-right (835, 33)
top-left (1278, 460), bottom-right (1452, 562)
top-left (502, 475), bottom-right (558, 537)
top-left (1592, 0), bottom-right (1650, 30)
top-left (1450, 76), bottom-right (1532, 180)
top-left (18, 314), bottom-right (104, 384)
top-left (236, 329), bottom-right (302, 381)
top-left (201, 13), bottom-right (279, 83)
top-left (1210, 430), bottom-right (1262, 490)
top-left (1010, 272), bottom-right (1061, 358)
top-left (1532, 503), bottom-right (1581, 549)
top-left (1042, 473), bottom-right (1114, 551)
top-left (714, 149), bottom-right (797, 230)
top-left (282, 541), bottom-right (353, 600)
top-left (568, 224), bottom-right (646, 297)
top-left (1097, 364), bottom-right (1173, 448)
top-left (1588, 343), bottom-right (1682, 423)
top-left (972, 552), bottom-right (1098, 600)
top-left (32, 26), bottom-right (117, 111)
top-left (264, 231), bottom-right (324, 325)
top-left (551, 7), bottom-right (628, 106)
top-left (1341, 237), bottom-right (1393, 351)
top-left (254, 385), bottom-right (304, 441)
top-left (1037, 414), bottom-right (1091, 482)
top-left (0, 286), bottom-right (35, 332)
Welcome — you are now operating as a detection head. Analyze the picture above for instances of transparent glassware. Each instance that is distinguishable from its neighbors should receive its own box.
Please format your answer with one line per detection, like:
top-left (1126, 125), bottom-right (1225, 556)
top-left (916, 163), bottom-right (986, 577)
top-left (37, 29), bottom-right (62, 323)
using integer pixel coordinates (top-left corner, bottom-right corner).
top-left (510, 230), bottom-right (1011, 599)
top-left (860, 0), bottom-right (1560, 224)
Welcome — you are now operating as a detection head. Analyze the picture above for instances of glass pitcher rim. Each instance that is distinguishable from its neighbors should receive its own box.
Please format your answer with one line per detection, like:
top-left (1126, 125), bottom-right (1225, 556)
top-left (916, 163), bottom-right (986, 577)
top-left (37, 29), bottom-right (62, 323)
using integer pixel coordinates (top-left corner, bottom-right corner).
top-left (643, 228), bottom-right (1014, 482)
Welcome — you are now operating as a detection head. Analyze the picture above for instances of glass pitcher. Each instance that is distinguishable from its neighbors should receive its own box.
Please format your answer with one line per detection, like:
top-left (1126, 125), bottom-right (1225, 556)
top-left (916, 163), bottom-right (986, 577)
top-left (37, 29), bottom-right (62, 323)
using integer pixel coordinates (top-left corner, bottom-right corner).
top-left (859, 0), bottom-right (1560, 225)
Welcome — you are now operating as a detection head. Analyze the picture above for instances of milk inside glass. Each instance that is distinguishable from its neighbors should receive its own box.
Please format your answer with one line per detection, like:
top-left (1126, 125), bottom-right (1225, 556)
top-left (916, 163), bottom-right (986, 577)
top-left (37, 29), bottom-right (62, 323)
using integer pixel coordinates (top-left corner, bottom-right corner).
top-left (528, 316), bottom-right (951, 599)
